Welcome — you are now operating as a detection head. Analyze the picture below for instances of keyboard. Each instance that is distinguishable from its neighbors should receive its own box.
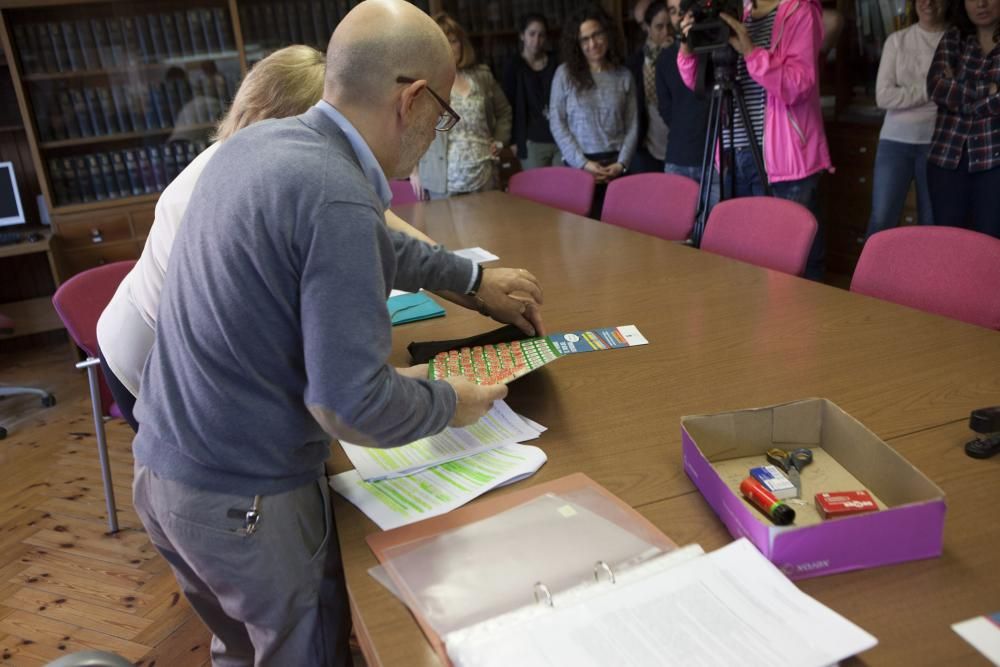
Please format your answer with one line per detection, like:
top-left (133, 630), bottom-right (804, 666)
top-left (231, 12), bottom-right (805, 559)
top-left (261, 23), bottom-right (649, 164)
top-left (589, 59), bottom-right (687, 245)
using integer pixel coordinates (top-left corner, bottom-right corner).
top-left (0, 231), bottom-right (24, 246)
top-left (428, 338), bottom-right (562, 386)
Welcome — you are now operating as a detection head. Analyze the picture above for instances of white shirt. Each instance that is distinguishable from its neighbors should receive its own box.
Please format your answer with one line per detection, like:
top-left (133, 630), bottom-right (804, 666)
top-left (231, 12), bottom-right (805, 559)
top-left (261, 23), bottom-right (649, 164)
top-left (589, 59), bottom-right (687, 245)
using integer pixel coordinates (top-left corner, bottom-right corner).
top-left (876, 24), bottom-right (946, 144)
top-left (96, 142), bottom-right (220, 396)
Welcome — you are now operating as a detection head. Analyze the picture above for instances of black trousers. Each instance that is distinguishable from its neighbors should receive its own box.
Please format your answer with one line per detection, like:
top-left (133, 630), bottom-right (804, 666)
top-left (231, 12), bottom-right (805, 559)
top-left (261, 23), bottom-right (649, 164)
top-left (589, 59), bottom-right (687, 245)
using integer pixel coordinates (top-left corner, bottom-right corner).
top-left (99, 350), bottom-right (139, 432)
top-left (927, 148), bottom-right (1000, 238)
top-left (567, 151), bottom-right (619, 219)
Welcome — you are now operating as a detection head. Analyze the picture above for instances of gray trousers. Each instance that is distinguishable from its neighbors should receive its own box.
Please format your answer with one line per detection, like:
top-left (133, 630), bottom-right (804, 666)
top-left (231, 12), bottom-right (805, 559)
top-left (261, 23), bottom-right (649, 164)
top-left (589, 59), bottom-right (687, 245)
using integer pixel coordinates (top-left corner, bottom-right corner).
top-left (521, 140), bottom-right (562, 170)
top-left (133, 463), bottom-right (351, 667)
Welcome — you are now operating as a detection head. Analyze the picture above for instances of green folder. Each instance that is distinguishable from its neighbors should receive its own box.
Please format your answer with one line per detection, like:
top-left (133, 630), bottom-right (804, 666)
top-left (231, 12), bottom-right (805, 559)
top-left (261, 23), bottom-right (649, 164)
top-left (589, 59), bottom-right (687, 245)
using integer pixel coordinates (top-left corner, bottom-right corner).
top-left (388, 292), bottom-right (446, 326)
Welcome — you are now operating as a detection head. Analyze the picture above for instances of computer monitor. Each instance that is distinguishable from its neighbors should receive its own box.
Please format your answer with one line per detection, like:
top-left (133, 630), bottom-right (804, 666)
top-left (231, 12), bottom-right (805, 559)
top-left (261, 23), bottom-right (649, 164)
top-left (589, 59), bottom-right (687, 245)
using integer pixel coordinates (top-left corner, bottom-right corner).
top-left (0, 161), bottom-right (26, 227)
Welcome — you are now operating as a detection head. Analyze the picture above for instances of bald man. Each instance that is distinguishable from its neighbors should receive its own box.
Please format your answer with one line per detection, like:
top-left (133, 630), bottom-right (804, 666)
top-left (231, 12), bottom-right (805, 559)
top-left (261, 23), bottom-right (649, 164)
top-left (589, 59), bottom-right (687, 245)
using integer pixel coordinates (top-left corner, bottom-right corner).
top-left (130, 1), bottom-right (545, 664)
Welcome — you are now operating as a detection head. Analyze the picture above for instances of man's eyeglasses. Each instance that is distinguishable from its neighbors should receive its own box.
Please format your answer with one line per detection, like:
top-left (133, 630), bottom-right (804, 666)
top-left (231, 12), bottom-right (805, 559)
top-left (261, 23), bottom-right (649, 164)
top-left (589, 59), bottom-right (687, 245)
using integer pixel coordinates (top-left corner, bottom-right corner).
top-left (396, 76), bottom-right (461, 132)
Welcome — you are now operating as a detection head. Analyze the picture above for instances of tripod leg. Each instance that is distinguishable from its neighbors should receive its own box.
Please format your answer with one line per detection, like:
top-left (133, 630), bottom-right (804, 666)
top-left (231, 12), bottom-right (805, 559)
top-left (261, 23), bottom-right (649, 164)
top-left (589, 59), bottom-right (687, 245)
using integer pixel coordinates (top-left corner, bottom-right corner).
top-left (694, 86), bottom-right (724, 247)
top-left (731, 85), bottom-right (771, 196)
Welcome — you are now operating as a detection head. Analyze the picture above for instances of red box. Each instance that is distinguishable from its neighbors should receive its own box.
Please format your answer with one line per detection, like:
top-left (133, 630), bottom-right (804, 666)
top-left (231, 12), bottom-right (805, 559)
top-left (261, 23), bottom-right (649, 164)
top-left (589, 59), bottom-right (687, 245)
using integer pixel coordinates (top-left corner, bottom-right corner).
top-left (816, 491), bottom-right (879, 519)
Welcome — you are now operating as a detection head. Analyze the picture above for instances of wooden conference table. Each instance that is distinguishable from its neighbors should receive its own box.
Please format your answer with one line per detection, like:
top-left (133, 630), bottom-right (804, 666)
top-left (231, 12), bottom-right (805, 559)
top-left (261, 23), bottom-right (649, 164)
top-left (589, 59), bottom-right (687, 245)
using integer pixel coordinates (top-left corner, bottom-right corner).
top-left (329, 191), bottom-right (1000, 666)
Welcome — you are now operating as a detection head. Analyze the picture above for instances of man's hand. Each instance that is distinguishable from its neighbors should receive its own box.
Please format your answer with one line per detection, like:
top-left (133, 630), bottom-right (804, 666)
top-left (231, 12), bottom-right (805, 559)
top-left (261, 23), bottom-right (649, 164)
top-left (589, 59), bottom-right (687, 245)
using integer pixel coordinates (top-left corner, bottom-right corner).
top-left (445, 376), bottom-right (507, 427)
top-left (396, 364), bottom-right (429, 379)
top-left (720, 13), bottom-right (753, 56)
top-left (476, 267), bottom-right (545, 336)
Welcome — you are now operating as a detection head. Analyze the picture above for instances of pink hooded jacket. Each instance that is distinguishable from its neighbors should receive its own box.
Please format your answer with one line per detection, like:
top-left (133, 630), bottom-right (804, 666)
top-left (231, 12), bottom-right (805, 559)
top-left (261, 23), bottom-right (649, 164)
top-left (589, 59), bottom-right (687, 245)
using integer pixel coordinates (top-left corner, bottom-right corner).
top-left (678, 0), bottom-right (833, 182)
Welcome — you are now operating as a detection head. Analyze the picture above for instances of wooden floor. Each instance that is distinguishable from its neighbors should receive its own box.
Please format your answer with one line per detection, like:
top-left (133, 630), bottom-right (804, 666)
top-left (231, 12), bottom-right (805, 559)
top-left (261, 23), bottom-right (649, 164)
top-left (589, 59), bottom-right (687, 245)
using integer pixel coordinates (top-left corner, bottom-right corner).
top-left (0, 343), bottom-right (212, 666)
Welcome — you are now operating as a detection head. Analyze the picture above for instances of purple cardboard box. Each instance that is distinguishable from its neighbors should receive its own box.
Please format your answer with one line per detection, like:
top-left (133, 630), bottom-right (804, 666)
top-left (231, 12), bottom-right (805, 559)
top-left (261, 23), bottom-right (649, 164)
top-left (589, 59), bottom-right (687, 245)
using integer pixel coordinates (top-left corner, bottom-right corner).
top-left (681, 398), bottom-right (946, 580)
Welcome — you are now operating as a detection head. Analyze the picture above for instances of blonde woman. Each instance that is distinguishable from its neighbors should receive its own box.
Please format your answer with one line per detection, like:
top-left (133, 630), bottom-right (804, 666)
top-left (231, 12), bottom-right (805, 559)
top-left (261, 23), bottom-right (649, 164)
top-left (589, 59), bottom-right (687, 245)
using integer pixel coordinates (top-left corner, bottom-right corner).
top-left (96, 46), bottom-right (328, 428)
top-left (411, 13), bottom-right (512, 198)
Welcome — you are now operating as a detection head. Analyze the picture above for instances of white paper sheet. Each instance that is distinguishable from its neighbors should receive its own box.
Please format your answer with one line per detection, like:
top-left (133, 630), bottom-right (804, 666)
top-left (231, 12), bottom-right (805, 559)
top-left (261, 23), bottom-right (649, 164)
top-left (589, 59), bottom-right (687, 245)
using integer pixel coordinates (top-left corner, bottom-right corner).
top-left (340, 401), bottom-right (541, 481)
top-left (445, 539), bottom-right (877, 667)
top-left (453, 247), bottom-right (500, 263)
top-left (953, 614), bottom-right (1000, 666)
top-left (330, 444), bottom-right (547, 530)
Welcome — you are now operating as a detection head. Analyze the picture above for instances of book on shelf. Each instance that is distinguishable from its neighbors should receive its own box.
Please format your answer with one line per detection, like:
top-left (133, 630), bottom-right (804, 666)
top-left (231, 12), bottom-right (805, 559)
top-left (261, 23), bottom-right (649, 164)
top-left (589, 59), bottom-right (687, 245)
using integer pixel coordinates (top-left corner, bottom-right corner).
top-left (186, 10), bottom-right (206, 55)
top-left (197, 9), bottom-right (217, 53)
top-left (163, 144), bottom-right (180, 182)
top-left (120, 16), bottom-right (140, 66)
top-left (149, 84), bottom-right (172, 128)
top-left (146, 14), bottom-right (166, 61)
top-left (12, 24), bottom-right (40, 75)
top-left (75, 20), bottom-right (99, 71)
top-left (55, 90), bottom-right (77, 139)
top-left (272, 3), bottom-right (290, 45)
top-left (105, 17), bottom-right (128, 68)
top-left (296, 2), bottom-right (314, 45)
top-left (57, 157), bottom-right (80, 204)
top-left (131, 14), bottom-right (155, 64)
top-left (48, 159), bottom-right (69, 205)
top-left (84, 154), bottom-right (107, 201)
top-left (59, 22), bottom-right (82, 72)
top-left (135, 148), bottom-right (155, 193)
top-left (164, 81), bottom-right (183, 125)
top-left (96, 153), bottom-right (118, 200)
top-left (110, 151), bottom-right (132, 198)
top-left (123, 149), bottom-right (144, 195)
top-left (109, 85), bottom-right (133, 134)
top-left (94, 86), bottom-right (120, 135)
top-left (71, 156), bottom-right (93, 202)
top-left (83, 87), bottom-right (106, 136)
top-left (212, 8), bottom-right (235, 51)
top-left (147, 146), bottom-right (167, 191)
top-left (160, 13), bottom-right (180, 59)
top-left (170, 142), bottom-right (189, 174)
top-left (45, 23), bottom-right (69, 73)
top-left (136, 85), bottom-right (156, 132)
top-left (311, 2), bottom-right (329, 45)
top-left (68, 88), bottom-right (94, 137)
top-left (174, 11), bottom-right (192, 57)
top-left (89, 19), bottom-right (113, 69)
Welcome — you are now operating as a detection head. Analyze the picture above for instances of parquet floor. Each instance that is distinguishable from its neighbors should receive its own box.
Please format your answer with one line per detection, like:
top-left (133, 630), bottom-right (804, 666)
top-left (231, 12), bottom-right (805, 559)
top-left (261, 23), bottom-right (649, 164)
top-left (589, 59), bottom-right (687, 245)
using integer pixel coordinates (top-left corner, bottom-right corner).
top-left (0, 344), bottom-right (211, 666)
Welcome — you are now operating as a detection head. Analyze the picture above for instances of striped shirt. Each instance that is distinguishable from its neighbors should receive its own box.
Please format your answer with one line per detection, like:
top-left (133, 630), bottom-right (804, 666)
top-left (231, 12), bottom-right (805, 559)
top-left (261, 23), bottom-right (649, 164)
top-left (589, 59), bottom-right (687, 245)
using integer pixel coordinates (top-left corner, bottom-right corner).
top-left (728, 8), bottom-right (777, 149)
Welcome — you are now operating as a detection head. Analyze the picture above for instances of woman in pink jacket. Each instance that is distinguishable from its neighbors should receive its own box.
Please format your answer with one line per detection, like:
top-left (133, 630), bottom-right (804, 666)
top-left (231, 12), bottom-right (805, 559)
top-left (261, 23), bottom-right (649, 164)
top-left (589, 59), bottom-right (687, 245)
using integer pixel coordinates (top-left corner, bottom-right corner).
top-left (678, 0), bottom-right (832, 278)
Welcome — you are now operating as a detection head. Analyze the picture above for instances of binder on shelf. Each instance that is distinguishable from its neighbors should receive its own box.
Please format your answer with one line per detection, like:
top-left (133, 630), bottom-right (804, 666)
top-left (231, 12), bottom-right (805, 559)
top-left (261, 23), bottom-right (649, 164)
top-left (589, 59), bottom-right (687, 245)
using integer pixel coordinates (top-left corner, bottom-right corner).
top-left (366, 473), bottom-right (877, 667)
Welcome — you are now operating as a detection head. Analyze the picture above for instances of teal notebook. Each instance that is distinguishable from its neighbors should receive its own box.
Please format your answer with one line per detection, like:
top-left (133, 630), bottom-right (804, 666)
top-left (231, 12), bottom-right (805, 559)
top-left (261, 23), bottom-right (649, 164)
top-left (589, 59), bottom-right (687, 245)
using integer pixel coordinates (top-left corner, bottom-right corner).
top-left (388, 292), bottom-right (446, 326)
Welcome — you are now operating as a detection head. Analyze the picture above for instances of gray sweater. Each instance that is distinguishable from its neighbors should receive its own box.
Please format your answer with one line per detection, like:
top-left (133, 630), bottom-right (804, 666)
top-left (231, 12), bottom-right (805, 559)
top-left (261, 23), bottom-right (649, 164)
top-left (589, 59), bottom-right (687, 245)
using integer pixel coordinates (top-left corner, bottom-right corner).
top-left (133, 106), bottom-right (474, 496)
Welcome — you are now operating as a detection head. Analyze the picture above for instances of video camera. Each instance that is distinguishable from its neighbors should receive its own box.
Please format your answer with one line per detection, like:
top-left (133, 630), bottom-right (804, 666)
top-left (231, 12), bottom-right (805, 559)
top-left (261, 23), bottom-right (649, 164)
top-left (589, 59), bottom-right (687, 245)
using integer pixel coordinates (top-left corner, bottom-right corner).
top-left (679, 0), bottom-right (745, 53)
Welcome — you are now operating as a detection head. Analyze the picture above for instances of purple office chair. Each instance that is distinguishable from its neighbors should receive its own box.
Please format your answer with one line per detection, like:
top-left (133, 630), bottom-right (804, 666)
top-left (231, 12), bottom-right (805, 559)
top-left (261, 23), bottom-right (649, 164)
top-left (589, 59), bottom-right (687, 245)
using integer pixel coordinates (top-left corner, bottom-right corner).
top-left (508, 166), bottom-right (596, 217)
top-left (851, 226), bottom-right (1000, 330)
top-left (701, 197), bottom-right (818, 276)
top-left (390, 179), bottom-right (421, 206)
top-left (52, 260), bottom-right (136, 532)
top-left (601, 173), bottom-right (699, 241)
top-left (0, 311), bottom-right (56, 440)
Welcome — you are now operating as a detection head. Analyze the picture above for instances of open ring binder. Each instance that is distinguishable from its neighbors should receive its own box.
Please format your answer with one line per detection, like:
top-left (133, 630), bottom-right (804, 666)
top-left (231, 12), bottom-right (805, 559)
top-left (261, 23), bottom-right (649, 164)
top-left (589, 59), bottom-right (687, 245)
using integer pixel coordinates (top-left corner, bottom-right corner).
top-left (593, 560), bottom-right (616, 584)
top-left (533, 582), bottom-right (553, 607)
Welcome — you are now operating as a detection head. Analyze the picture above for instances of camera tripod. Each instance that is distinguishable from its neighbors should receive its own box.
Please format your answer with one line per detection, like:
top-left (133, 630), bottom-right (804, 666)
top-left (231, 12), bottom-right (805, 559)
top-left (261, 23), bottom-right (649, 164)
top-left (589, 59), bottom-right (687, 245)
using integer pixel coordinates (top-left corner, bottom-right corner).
top-left (691, 47), bottom-right (770, 247)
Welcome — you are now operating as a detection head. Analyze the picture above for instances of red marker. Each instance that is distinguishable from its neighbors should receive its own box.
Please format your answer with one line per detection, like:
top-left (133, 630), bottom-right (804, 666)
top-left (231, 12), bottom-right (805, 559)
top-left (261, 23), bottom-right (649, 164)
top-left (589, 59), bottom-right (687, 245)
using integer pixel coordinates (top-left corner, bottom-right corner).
top-left (740, 477), bottom-right (796, 525)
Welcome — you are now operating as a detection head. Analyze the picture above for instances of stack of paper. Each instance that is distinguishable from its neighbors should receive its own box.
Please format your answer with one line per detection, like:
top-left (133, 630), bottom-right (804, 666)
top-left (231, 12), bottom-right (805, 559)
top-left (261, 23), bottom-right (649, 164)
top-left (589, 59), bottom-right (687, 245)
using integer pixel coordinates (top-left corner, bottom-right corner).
top-left (340, 401), bottom-right (542, 481)
top-left (332, 401), bottom-right (547, 529)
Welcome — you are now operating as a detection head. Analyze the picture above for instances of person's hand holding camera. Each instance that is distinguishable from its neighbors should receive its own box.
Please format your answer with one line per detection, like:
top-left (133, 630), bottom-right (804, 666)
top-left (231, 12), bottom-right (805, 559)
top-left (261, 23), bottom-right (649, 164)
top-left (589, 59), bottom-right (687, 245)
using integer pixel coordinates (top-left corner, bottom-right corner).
top-left (719, 13), bottom-right (753, 55)
top-left (679, 12), bottom-right (696, 55)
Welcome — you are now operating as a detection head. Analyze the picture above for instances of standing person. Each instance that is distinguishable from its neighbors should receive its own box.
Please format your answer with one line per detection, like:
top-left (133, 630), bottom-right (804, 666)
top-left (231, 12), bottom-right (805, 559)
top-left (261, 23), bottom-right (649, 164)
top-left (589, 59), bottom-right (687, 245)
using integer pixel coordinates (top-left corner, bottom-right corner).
top-left (866, 0), bottom-right (948, 238)
top-left (926, 0), bottom-right (1000, 237)
top-left (656, 0), bottom-right (718, 206)
top-left (627, 0), bottom-right (673, 173)
top-left (678, 0), bottom-right (832, 278)
top-left (411, 13), bottom-right (512, 199)
top-left (503, 14), bottom-right (561, 169)
top-left (550, 6), bottom-right (639, 217)
top-left (130, 2), bottom-right (545, 665)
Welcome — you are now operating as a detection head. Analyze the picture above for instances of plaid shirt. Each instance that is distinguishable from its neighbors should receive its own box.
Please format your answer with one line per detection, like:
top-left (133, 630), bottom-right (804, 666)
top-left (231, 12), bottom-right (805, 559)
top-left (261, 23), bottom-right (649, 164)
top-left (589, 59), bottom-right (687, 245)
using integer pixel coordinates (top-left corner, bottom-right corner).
top-left (927, 27), bottom-right (1000, 172)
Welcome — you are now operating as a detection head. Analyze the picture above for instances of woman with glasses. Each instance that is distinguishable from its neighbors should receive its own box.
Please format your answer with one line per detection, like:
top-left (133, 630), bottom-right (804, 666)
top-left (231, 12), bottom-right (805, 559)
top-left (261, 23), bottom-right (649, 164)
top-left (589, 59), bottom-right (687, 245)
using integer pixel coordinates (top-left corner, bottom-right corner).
top-left (411, 13), bottom-right (512, 199)
top-left (550, 6), bottom-right (639, 217)
top-left (502, 13), bottom-right (561, 169)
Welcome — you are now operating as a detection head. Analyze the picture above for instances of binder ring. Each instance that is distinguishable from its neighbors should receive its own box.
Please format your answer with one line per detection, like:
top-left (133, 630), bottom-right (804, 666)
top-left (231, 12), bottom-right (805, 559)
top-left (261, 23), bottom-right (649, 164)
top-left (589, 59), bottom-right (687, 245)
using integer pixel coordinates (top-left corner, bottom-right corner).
top-left (593, 561), bottom-right (616, 584)
top-left (533, 582), bottom-right (553, 607)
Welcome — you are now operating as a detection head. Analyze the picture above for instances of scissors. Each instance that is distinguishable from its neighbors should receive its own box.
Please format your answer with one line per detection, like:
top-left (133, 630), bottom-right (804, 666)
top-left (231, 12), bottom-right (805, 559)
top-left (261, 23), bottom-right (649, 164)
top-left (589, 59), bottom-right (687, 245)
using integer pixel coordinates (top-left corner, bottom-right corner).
top-left (766, 447), bottom-right (813, 497)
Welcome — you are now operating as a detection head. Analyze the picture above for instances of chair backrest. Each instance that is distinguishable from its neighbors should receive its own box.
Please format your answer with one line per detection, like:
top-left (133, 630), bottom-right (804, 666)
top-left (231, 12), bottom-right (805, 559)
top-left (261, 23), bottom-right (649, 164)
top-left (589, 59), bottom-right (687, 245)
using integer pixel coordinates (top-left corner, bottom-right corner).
top-left (52, 261), bottom-right (136, 416)
top-left (508, 166), bottom-right (596, 217)
top-left (389, 179), bottom-right (420, 206)
top-left (850, 226), bottom-right (1000, 329)
top-left (701, 197), bottom-right (818, 276)
top-left (601, 173), bottom-right (699, 241)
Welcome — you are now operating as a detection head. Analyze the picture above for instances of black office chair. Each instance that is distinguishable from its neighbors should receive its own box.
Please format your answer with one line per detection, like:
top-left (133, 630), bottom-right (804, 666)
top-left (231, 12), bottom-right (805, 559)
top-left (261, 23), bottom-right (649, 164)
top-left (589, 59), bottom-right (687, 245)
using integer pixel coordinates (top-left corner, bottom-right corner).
top-left (0, 311), bottom-right (56, 439)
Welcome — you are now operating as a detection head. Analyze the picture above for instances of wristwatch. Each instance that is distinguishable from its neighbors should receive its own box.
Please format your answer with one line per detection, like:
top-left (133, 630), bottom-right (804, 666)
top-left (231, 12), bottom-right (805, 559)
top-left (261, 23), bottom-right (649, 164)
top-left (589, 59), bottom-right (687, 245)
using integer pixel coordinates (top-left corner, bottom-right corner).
top-left (467, 263), bottom-right (484, 295)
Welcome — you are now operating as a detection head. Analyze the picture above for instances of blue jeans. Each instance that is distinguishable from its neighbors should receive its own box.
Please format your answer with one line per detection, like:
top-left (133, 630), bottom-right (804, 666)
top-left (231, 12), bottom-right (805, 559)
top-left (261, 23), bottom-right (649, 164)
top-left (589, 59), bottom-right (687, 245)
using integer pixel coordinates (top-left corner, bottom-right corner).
top-left (664, 162), bottom-right (720, 210)
top-left (927, 148), bottom-right (1000, 238)
top-left (720, 147), bottom-right (825, 279)
top-left (866, 139), bottom-right (933, 239)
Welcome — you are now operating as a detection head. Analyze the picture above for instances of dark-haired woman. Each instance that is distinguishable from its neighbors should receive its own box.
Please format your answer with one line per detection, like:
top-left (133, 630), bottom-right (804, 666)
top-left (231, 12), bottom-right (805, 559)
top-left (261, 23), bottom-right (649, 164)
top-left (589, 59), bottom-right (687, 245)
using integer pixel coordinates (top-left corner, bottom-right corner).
top-left (503, 14), bottom-right (561, 169)
top-left (549, 6), bottom-right (639, 216)
top-left (926, 0), bottom-right (1000, 237)
top-left (626, 0), bottom-right (673, 173)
